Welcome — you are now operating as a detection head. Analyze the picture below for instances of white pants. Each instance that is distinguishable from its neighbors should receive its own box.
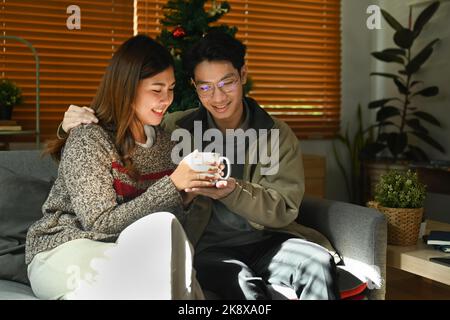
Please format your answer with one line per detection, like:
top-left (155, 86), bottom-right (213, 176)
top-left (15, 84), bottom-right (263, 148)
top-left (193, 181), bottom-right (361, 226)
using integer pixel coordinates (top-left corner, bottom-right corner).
top-left (28, 212), bottom-right (204, 300)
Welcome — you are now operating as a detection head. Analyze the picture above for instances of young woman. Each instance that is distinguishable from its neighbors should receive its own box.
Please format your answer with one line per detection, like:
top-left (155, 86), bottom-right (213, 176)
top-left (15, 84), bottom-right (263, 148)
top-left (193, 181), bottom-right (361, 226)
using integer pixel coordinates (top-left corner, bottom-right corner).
top-left (25, 35), bottom-right (219, 300)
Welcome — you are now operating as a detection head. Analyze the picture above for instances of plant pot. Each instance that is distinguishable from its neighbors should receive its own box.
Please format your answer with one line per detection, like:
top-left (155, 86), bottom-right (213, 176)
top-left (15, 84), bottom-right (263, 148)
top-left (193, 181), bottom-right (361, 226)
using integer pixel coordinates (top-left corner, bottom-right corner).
top-left (362, 160), bottom-right (409, 204)
top-left (368, 201), bottom-right (423, 246)
top-left (0, 105), bottom-right (13, 120)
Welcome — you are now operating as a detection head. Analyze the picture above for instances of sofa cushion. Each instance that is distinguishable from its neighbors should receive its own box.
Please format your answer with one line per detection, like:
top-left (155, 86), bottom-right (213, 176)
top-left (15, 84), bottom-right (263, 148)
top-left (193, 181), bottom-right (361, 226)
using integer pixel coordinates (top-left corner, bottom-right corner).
top-left (0, 280), bottom-right (37, 300)
top-left (0, 166), bottom-right (53, 285)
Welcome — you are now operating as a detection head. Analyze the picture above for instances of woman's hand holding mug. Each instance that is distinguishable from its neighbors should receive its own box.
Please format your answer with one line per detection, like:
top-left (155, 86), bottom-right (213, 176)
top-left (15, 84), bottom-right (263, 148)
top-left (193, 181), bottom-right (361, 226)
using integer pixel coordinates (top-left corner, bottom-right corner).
top-left (169, 150), bottom-right (225, 191)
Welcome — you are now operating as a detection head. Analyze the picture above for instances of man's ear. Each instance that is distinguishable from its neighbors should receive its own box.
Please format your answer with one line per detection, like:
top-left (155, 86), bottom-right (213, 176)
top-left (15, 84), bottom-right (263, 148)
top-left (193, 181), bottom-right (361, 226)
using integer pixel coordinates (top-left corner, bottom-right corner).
top-left (240, 65), bottom-right (248, 85)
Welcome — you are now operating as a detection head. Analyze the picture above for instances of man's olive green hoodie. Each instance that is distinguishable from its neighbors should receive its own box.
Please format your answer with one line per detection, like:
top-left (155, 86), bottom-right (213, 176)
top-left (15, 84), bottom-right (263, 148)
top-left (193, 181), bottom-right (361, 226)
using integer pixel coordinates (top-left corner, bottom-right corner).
top-left (161, 97), bottom-right (338, 258)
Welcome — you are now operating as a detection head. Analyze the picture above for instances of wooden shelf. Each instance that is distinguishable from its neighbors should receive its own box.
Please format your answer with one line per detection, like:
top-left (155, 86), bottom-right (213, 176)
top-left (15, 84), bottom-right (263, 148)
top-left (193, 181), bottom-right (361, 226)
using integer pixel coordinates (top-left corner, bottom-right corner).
top-left (0, 130), bottom-right (37, 135)
top-left (387, 220), bottom-right (450, 286)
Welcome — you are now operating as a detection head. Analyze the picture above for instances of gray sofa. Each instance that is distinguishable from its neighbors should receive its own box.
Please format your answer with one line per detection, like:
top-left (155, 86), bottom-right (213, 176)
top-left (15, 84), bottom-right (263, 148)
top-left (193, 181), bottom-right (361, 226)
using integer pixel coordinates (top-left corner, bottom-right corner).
top-left (0, 150), bottom-right (387, 300)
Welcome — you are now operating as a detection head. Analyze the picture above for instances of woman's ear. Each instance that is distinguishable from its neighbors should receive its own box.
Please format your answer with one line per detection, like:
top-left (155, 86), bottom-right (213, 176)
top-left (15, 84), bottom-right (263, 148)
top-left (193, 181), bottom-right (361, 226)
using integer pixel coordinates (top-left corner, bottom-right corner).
top-left (240, 65), bottom-right (248, 85)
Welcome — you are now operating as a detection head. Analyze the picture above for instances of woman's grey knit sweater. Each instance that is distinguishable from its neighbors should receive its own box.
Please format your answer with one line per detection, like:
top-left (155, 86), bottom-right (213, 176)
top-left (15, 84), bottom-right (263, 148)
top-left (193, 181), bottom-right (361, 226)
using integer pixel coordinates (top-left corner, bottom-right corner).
top-left (25, 124), bottom-right (183, 264)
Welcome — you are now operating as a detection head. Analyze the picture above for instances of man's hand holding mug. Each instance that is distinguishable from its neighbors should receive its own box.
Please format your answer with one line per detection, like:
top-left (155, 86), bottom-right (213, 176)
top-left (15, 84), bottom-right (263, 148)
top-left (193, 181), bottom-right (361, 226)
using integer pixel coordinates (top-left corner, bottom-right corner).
top-left (183, 150), bottom-right (236, 200)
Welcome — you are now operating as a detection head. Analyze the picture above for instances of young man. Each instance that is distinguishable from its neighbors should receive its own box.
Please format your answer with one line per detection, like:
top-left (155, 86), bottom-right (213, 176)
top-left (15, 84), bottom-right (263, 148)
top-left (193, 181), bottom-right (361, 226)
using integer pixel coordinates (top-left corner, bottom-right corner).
top-left (58, 31), bottom-right (340, 300)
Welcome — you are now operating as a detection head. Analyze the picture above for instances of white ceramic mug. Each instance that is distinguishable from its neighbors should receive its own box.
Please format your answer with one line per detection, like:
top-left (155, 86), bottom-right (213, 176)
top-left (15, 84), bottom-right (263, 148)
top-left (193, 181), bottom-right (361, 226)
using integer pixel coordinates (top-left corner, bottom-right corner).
top-left (184, 150), bottom-right (231, 182)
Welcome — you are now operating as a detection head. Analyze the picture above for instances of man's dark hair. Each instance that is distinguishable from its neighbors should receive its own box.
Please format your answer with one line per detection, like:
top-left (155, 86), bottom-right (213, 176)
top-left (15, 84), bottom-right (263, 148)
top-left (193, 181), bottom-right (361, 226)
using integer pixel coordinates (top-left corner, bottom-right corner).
top-left (183, 30), bottom-right (246, 79)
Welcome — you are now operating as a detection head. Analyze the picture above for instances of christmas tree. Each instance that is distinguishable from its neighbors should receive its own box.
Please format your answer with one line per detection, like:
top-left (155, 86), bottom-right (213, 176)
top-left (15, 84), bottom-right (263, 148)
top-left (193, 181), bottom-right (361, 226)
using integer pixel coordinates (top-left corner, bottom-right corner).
top-left (156, 0), bottom-right (237, 112)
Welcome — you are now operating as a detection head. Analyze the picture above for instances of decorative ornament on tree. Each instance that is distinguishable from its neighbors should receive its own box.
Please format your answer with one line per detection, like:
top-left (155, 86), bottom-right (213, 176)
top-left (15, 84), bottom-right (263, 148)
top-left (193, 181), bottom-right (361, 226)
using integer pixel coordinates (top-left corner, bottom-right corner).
top-left (172, 26), bottom-right (186, 38)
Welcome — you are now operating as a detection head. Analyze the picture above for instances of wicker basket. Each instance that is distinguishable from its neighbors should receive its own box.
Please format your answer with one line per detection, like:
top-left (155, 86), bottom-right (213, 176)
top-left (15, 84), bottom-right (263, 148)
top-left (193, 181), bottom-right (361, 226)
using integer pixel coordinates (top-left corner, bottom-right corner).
top-left (367, 201), bottom-right (423, 246)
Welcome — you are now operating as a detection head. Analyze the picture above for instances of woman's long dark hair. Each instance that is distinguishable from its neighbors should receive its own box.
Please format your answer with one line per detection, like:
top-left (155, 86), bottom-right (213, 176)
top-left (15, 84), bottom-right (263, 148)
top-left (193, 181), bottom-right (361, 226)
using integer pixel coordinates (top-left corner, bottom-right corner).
top-left (45, 35), bottom-right (174, 177)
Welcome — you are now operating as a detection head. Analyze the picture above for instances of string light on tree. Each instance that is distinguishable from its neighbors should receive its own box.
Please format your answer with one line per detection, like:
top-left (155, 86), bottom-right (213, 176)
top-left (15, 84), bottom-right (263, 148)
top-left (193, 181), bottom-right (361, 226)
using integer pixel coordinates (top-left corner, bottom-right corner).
top-left (208, 0), bottom-right (230, 17)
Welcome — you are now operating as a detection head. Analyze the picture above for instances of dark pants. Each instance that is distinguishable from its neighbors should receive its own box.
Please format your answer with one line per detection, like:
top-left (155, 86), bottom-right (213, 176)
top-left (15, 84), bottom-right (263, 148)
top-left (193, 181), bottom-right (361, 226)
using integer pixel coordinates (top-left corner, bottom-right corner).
top-left (194, 233), bottom-right (340, 300)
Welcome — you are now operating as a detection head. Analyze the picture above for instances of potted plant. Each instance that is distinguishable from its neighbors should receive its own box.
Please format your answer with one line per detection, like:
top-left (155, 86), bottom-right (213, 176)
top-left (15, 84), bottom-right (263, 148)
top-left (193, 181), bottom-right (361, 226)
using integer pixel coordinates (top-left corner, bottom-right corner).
top-left (0, 79), bottom-right (23, 120)
top-left (333, 104), bottom-right (375, 204)
top-left (368, 170), bottom-right (426, 246)
top-left (360, 1), bottom-right (443, 202)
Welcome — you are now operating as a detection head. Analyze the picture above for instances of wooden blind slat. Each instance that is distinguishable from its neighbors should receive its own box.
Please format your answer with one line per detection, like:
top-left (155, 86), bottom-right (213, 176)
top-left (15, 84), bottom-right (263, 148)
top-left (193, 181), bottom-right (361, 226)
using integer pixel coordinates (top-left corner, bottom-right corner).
top-left (135, 0), bottom-right (341, 139)
top-left (1, 0), bottom-right (134, 142)
top-left (2, 0), bottom-right (342, 141)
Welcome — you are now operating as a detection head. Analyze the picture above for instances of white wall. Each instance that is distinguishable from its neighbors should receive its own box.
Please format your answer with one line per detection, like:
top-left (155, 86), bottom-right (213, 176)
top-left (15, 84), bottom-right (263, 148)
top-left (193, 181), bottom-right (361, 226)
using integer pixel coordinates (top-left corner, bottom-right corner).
top-left (301, 0), bottom-right (377, 201)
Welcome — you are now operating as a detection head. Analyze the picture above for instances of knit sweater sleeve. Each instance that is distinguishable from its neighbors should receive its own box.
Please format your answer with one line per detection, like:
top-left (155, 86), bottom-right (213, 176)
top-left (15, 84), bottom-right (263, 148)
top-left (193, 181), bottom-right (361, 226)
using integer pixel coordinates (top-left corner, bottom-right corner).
top-left (61, 125), bottom-right (183, 235)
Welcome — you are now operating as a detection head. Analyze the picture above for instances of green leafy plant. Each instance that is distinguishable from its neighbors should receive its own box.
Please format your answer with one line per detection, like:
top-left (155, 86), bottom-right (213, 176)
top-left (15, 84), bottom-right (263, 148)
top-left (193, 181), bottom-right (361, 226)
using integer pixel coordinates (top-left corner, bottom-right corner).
top-left (333, 104), bottom-right (375, 204)
top-left (0, 79), bottom-right (22, 108)
top-left (362, 1), bottom-right (444, 162)
top-left (375, 170), bottom-right (426, 208)
top-left (0, 79), bottom-right (23, 120)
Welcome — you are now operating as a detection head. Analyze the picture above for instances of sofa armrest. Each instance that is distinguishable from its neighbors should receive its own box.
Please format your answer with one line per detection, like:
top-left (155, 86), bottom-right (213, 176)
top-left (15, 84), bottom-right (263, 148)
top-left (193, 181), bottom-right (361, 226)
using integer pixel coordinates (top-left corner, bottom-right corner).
top-left (297, 196), bottom-right (387, 300)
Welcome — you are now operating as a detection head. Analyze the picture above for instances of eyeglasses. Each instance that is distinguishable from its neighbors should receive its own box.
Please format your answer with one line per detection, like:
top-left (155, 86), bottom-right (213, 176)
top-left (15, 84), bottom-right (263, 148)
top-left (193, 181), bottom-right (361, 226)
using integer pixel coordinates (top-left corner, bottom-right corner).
top-left (192, 77), bottom-right (240, 98)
